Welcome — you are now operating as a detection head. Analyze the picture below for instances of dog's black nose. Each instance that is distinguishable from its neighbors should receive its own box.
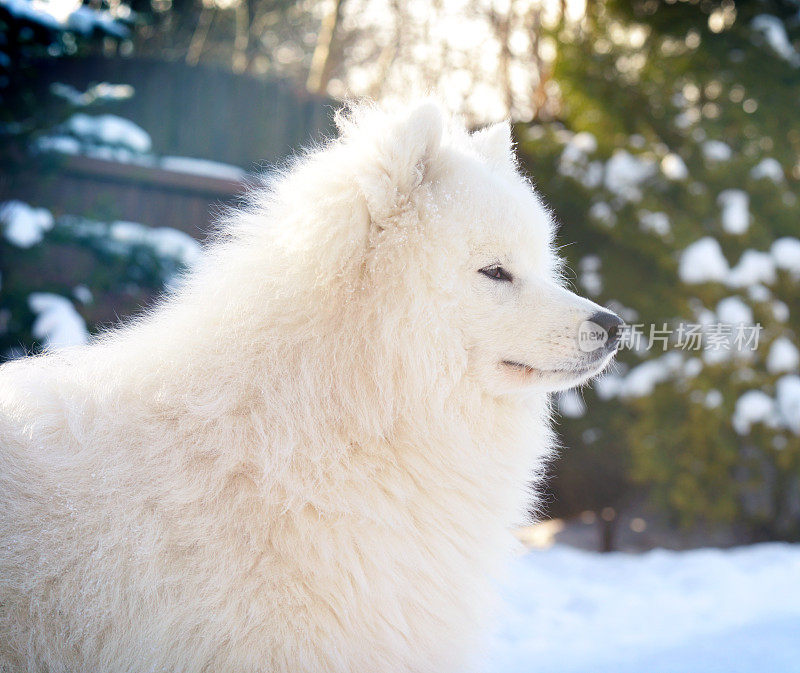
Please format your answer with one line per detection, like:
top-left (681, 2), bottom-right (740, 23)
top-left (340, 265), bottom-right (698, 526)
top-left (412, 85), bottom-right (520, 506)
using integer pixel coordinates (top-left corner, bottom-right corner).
top-left (589, 310), bottom-right (624, 350)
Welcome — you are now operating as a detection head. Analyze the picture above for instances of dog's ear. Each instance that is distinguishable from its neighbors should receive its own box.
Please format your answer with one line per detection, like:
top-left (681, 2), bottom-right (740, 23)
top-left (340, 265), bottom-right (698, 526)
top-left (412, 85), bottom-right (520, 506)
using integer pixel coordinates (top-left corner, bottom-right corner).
top-left (354, 101), bottom-right (444, 223)
top-left (472, 121), bottom-right (516, 170)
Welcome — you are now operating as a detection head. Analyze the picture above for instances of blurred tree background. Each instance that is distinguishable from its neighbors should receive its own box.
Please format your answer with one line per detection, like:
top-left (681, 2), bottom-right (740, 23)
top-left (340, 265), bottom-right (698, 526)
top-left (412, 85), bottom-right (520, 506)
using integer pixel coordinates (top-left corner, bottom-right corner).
top-left (2, 0), bottom-right (799, 547)
top-left (513, 0), bottom-right (800, 545)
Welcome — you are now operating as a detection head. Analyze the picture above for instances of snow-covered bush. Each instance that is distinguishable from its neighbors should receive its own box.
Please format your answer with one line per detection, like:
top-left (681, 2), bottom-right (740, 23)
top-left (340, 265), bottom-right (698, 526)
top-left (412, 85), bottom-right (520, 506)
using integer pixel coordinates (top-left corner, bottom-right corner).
top-left (0, 200), bottom-right (202, 357)
top-left (0, 0), bottom-right (136, 168)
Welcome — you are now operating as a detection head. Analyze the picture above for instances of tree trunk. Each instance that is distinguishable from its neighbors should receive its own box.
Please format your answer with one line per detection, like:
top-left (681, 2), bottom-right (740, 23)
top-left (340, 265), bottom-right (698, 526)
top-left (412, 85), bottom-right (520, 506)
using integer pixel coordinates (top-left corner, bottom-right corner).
top-left (307, 0), bottom-right (346, 95)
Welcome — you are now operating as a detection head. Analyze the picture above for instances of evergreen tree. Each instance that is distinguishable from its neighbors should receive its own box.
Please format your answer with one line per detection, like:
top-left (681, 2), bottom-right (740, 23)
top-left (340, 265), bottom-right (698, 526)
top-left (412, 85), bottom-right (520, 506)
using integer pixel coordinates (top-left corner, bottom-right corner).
top-left (517, 0), bottom-right (800, 540)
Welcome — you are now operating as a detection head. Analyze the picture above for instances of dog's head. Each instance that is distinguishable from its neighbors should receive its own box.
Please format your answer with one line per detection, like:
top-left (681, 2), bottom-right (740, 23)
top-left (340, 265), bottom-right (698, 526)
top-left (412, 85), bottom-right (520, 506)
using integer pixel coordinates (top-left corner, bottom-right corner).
top-left (335, 102), bottom-right (621, 395)
top-left (261, 101), bottom-right (621, 397)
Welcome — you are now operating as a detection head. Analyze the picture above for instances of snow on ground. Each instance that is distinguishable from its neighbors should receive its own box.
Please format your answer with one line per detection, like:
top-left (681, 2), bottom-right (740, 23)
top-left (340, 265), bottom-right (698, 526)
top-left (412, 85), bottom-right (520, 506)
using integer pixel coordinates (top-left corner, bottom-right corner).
top-left (489, 543), bottom-right (800, 673)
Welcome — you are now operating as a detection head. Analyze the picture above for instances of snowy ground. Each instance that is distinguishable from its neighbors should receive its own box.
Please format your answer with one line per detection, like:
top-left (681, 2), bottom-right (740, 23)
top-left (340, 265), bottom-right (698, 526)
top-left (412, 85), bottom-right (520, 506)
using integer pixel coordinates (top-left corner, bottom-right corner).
top-left (489, 543), bottom-right (800, 673)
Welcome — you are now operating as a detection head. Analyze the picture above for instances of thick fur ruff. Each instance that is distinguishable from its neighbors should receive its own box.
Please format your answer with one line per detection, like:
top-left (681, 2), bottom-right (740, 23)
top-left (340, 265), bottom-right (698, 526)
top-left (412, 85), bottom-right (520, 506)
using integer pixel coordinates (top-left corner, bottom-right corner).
top-left (0, 101), bottom-right (602, 672)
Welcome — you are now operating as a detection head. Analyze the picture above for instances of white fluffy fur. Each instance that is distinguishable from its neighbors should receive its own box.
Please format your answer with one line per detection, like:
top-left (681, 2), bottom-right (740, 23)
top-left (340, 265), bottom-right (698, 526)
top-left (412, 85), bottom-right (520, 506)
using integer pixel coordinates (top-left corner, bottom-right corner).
top-left (0, 101), bottom-right (614, 672)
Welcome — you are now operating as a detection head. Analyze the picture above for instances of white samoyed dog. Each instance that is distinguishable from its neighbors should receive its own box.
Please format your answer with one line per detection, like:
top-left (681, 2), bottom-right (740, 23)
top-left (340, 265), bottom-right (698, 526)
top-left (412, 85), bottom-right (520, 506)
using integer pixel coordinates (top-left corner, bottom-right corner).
top-left (0, 101), bottom-right (621, 672)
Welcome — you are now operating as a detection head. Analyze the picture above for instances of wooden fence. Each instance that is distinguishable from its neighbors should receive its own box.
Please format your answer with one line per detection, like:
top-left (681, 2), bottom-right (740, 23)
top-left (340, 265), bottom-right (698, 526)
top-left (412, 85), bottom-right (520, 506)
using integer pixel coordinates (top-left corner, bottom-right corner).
top-left (34, 57), bottom-right (337, 170)
top-left (6, 153), bottom-right (246, 237)
top-left (3, 57), bottom-right (338, 236)
top-left (0, 58), bottom-right (340, 350)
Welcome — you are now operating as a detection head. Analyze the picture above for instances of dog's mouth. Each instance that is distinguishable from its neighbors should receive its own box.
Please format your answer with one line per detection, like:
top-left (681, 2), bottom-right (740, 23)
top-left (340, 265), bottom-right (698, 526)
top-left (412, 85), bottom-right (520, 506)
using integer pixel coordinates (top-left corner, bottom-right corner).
top-left (501, 354), bottom-right (612, 380)
top-left (502, 360), bottom-right (537, 373)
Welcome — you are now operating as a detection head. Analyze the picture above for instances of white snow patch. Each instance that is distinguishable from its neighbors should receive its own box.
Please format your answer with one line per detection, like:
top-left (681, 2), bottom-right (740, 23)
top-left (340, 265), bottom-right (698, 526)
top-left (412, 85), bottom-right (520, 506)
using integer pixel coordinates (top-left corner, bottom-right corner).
top-left (28, 293), bottom-right (89, 349)
top-left (638, 210), bottom-right (670, 236)
top-left (0, 200), bottom-right (54, 248)
top-left (776, 375), bottom-right (800, 434)
top-left (67, 5), bottom-right (129, 38)
top-left (704, 389), bottom-right (723, 408)
top-left (604, 151), bottom-right (656, 202)
top-left (751, 15), bottom-right (800, 66)
top-left (582, 162), bottom-right (604, 189)
top-left (558, 133), bottom-right (603, 186)
top-left (748, 284), bottom-right (771, 302)
top-left (733, 375), bottom-right (800, 435)
top-left (733, 390), bottom-right (775, 434)
top-left (160, 156), bottom-right (246, 182)
top-left (767, 337), bottom-right (799, 374)
top-left (73, 285), bottom-right (94, 305)
top-left (674, 108), bottom-right (700, 129)
top-left (560, 132), bottom-right (597, 162)
top-left (716, 296), bottom-right (753, 325)
top-left (683, 237), bottom-right (800, 288)
top-left (0, 0), bottom-right (61, 29)
top-left (678, 237), bottom-right (729, 284)
top-left (66, 114), bottom-right (152, 154)
top-left (750, 158), bottom-right (784, 182)
top-left (491, 543), bottom-right (800, 673)
top-left (727, 250), bottom-right (776, 288)
top-left (702, 140), bottom-right (732, 162)
top-left (558, 389), bottom-right (586, 418)
top-left (593, 372), bottom-right (623, 400)
top-left (772, 237), bottom-right (800, 276)
top-left (717, 189), bottom-right (750, 234)
top-left (35, 135), bottom-right (81, 155)
top-left (684, 357), bottom-right (704, 378)
top-left (618, 352), bottom-right (683, 398)
top-left (772, 301), bottom-right (790, 323)
top-left (578, 255), bottom-right (602, 297)
top-left (109, 221), bottom-right (203, 267)
top-left (51, 82), bottom-right (134, 107)
top-left (661, 153), bottom-right (688, 180)
top-left (589, 202), bottom-right (616, 226)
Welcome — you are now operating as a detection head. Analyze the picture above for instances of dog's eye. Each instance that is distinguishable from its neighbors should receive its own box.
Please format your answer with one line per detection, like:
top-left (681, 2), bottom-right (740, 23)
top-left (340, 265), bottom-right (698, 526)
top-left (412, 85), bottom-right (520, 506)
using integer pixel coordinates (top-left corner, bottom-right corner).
top-left (479, 265), bottom-right (513, 282)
